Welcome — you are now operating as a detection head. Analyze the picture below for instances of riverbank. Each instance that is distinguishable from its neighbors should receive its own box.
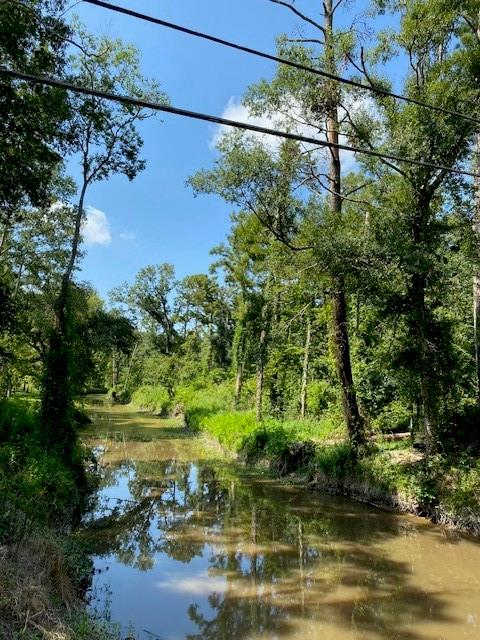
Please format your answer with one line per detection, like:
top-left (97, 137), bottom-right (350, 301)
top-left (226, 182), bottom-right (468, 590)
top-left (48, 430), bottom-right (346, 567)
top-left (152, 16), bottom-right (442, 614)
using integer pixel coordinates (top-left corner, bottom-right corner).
top-left (122, 382), bottom-right (480, 536)
top-left (307, 448), bottom-right (480, 536)
top-left (182, 407), bottom-right (480, 537)
top-left (0, 397), bottom-right (117, 640)
top-left (0, 536), bottom-right (118, 640)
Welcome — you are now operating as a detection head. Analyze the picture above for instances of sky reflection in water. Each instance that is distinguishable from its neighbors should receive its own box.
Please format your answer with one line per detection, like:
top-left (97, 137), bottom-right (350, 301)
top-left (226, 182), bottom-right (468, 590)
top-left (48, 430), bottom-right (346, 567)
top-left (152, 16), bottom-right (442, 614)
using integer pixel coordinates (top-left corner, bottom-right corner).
top-left (80, 402), bottom-right (480, 640)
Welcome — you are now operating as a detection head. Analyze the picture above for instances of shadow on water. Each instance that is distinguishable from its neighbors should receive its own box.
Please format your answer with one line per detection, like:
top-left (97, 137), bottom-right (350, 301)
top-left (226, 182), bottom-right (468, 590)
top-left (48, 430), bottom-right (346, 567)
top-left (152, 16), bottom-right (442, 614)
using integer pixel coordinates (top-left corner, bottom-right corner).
top-left (79, 398), bottom-right (480, 640)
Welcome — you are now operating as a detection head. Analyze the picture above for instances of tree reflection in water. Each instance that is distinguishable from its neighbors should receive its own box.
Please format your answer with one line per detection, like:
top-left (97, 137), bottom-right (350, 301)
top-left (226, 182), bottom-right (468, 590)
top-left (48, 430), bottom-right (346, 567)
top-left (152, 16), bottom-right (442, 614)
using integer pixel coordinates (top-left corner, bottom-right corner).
top-left (79, 451), bottom-right (472, 640)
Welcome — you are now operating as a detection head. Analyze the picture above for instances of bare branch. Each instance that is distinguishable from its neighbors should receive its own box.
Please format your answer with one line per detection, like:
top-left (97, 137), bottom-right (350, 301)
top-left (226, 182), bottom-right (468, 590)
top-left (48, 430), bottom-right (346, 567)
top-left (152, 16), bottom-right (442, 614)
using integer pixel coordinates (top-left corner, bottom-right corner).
top-left (286, 300), bottom-right (313, 328)
top-left (344, 182), bottom-right (371, 196)
top-left (339, 101), bottom-right (408, 178)
top-left (284, 37), bottom-right (325, 45)
top-left (307, 166), bottom-right (379, 207)
top-left (360, 46), bottom-right (377, 90)
top-left (244, 196), bottom-right (313, 252)
top-left (268, 0), bottom-right (327, 36)
top-left (332, 0), bottom-right (345, 15)
top-left (460, 13), bottom-right (477, 36)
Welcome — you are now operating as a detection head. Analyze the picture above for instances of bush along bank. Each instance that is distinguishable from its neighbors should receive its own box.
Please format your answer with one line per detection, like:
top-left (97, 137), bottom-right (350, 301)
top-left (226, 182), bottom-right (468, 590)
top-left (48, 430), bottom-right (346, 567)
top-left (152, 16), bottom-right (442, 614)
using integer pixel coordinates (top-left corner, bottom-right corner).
top-left (131, 384), bottom-right (170, 415)
top-left (175, 386), bottom-right (480, 537)
top-left (0, 398), bottom-right (117, 640)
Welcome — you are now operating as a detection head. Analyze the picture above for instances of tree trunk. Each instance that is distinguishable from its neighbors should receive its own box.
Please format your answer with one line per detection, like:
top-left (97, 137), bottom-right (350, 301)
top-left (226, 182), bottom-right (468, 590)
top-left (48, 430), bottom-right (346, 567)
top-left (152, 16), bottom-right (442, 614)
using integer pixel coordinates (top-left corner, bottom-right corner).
top-left (0, 223), bottom-right (9, 258)
top-left (409, 189), bottom-right (439, 452)
top-left (324, 0), bottom-right (364, 446)
top-left (123, 341), bottom-right (138, 392)
top-left (255, 296), bottom-right (270, 422)
top-left (300, 315), bottom-right (311, 419)
top-left (234, 359), bottom-right (244, 408)
top-left (411, 270), bottom-right (438, 453)
top-left (40, 178), bottom-right (88, 456)
top-left (112, 349), bottom-right (118, 388)
top-left (474, 275), bottom-right (480, 403)
top-left (62, 180), bottom-right (88, 298)
top-left (233, 311), bottom-right (246, 407)
top-left (474, 131), bottom-right (480, 404)
top-left (332, 282), bottom-right (364, 446)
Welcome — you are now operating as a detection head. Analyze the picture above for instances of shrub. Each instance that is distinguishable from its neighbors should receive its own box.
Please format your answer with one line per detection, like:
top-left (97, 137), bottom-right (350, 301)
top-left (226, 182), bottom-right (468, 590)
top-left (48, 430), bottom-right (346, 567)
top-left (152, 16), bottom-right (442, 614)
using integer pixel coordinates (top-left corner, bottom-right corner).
top-left (265, 416), bottom-right (344, 442)
top-left (306, 380), bottom-right (338, 417)
top-left (314, 442), bottom-right (358, 478)
top-left (175, 382), bottom-right (232, 429)
top-left (202, 411), bottom-right (257, 450)
top-left (371, 400), bottom-right (411, 434)
top-left (107, 386), bottom-right (131, 404)
top-left (241, 424), bottom-right (316, 475)
top-left (0, 398), bottom-right (38, 444)
top-left (438, 400), bottom-right (480, 453)
top-left (0, 399), bottom-right (87, 543)
top-left (131, 385), bottom-right (170, 415)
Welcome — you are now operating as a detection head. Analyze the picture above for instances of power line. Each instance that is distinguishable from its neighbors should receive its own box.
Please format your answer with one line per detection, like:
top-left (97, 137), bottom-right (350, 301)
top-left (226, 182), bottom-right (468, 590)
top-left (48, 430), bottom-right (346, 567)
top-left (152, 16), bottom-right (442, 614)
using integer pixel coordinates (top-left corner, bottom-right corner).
top-left (1, 67), bottom-right (477, 178)
top-left (83, 0), bottom-right (480, 126)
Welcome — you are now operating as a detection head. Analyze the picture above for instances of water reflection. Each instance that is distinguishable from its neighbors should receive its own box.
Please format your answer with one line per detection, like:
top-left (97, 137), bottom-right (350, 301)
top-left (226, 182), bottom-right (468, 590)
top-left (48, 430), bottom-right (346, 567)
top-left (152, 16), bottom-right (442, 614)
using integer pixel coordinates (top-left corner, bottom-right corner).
top-left (81, 402), bottom-right (480, 640)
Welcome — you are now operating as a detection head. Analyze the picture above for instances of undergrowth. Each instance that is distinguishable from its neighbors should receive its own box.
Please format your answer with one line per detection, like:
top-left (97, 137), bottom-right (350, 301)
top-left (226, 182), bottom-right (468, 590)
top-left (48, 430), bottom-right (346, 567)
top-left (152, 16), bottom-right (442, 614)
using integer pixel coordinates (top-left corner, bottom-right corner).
top-left (173, 387), bottom-right (480, 533)
top-left (0, 399), bottom-right (90, 543)
top-left (0, 536), bottom-right (119, 640)
top-left (0, 398), bottom-right (112, 639)
top-left (131, 384), bottom-right (170, 415)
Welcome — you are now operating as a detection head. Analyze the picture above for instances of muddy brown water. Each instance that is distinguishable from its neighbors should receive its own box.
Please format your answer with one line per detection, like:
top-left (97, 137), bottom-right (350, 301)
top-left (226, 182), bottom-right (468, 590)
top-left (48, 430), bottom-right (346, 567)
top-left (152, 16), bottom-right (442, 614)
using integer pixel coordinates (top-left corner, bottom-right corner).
top-left (81, 398), bottom-right (480, 640)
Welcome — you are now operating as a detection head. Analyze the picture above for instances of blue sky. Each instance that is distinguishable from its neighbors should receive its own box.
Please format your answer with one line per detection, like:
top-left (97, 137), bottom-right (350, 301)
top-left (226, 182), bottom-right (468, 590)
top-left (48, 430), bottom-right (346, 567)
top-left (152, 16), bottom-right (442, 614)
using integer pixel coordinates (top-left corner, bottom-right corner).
top-left (69, 0), bottom-right (395, 299)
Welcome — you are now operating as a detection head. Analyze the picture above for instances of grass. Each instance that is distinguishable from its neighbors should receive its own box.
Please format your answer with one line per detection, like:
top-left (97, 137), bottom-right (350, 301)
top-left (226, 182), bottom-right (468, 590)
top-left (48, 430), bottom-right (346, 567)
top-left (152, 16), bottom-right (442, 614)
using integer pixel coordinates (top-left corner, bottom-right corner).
top-left (0, 398), bottom-right (115, 639)
top-left (131, 385), bottom-right (170, 415)
top-left (175, 382), bottom-right (233, 429)
top-left (173, 387), bottom-right (480, 534)
top-left (0, 536), bottom-right (119, 640)
top-left (202, 410), bottom-right (257, 450)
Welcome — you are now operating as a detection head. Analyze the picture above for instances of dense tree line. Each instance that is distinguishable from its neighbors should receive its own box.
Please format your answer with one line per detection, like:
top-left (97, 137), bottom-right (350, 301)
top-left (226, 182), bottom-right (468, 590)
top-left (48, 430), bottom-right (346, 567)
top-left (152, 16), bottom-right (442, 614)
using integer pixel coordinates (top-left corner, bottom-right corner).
top-left (1, 0), bottom-right (480, 462)
top-left (0, 0), bottom-right (164, 471)
top-left (109, 0), bottom-right (480, 454)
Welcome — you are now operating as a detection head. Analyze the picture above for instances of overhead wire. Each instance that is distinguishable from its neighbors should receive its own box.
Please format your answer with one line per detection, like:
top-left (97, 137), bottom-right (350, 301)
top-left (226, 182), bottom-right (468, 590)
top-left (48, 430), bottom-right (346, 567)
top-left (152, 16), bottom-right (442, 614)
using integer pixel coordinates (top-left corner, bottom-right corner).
top-left (82, 0), bottom-right (480, 126)
top-left (1, 67), bottom-right (477, 178)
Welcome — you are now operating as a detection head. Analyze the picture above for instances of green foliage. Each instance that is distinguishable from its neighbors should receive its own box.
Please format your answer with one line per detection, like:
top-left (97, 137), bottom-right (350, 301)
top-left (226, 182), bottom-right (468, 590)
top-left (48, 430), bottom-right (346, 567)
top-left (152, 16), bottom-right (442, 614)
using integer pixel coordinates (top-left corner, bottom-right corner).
top-left (202, 411), bottom-right (257, 450)
top-left (314, 443), bottom-right (358, 478)
top-left (0, 398), bottom-right (87, 543)
top-left (59, 537), bottom-right (94, 593)
top-left (371, 400), bottom-right (411, 434)
top-left (241, 425), bottom-right (288, 461)
top-left (131, 385), bottom-right (170, 415)
top-left (306, 380), bottom-right (338, 417)
top-left (40, 315), bottom-right (77, 459)
top-left (0, 0), bottom-right (71, 218)
top-left (176, 382), bottom-right (233, 429)
top-left (108, 387), bottom-right (131, 404)
top-left (0, 397), bottom-right (38, 443)
top-left (69, 613), bottom-right (120, 640)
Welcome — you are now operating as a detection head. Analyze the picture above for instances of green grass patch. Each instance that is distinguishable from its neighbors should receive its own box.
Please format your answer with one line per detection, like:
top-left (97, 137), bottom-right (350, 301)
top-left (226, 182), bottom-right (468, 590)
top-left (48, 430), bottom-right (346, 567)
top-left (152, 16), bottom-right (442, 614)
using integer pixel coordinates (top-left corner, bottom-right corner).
top-left (175, 382), bottom-right (233, 429)
top-left (131, 385), bottom-right (170, 415)
top-left (202, 410), bottom-right (257, 450)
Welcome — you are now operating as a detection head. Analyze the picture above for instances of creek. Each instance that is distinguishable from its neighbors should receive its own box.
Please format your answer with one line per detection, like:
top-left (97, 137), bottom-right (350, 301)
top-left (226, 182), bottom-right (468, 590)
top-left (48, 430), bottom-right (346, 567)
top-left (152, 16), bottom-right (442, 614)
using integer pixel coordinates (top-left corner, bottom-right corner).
top-left (80, 398), bottom-right (480, 640)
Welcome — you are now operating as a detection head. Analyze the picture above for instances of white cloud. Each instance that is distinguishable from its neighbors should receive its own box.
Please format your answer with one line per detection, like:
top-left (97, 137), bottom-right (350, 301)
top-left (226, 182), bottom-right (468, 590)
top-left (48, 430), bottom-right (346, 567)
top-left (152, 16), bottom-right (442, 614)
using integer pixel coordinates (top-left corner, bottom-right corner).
top-left (210, 96), bottom-right (322, 153)
top-left (155, 571), bottom-right (226, 596)
top-left (211, 97), bottom-right (359, 174)
top-left (81, 206), bottom-right (111, 246)
top-left (210, 98), bottom-right (283, 151)
top-left (119, 231), bottom-right (136, 242)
